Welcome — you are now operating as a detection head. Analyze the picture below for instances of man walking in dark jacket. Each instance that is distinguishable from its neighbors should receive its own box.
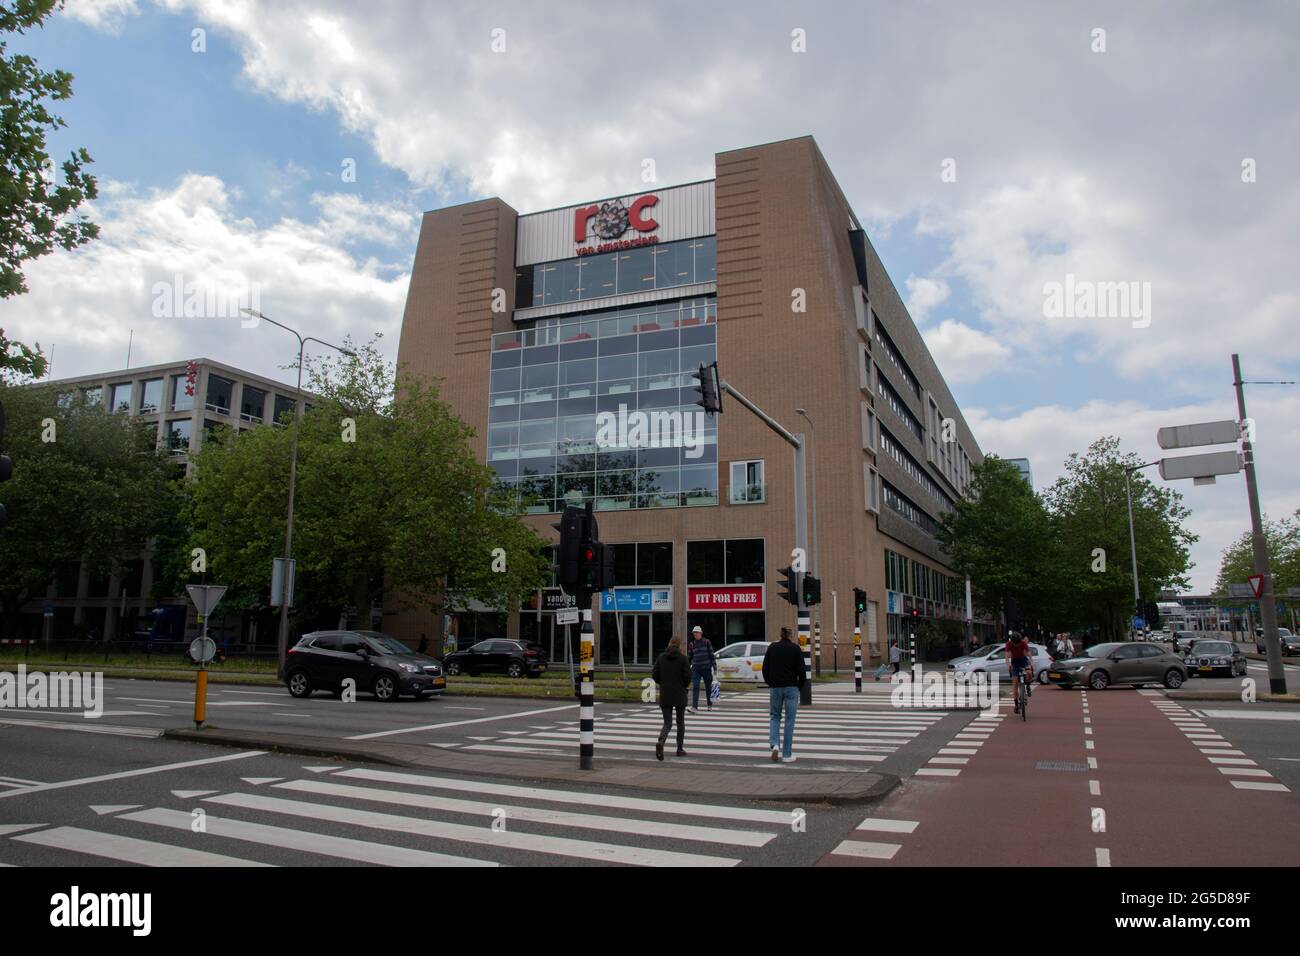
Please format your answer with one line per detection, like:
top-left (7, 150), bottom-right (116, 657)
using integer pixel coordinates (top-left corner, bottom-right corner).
top-left (762, 627), bottom-right (805, 763)
top-left (651, 634), bottom-right (691, 760)
top-left (687, 624), bottom-right (716, 713)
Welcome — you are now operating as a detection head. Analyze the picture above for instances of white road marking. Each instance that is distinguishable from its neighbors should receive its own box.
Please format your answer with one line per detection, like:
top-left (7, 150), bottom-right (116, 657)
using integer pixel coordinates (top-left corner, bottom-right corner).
top-left (346, 703), bottom-right (579, 740)
top-left (0, 751), bottom-right (263, 801)
top-left (123, 808), bottom-right (496, 867)
top-left (927, 757), bottom-right (969, 765)
top-left (13, 825), bottom-right (270, 866)
top-left (914, 768), bottom-right (961, 777)
top-left (855, 818), bottom-right (919, 834)
top-left (1096, 848), bottom-right (1111, 867)
top-left (1089, 780), bottom-right (1100, 796)
top-left (90, 805), bottom-right (142, 815)
top-left (831, 840), bottom-right (900, 860)
top-left (1231, 780), bottom-right (1290, 792)
top-left (1196, 709), bottom-right (1300, 722)
top-left (1217, 767), bottom-right (1272, 777)
top-left (205, 792), bottom-right (740, 866)
top-left (1207, 757), bottom-right (1257, 765)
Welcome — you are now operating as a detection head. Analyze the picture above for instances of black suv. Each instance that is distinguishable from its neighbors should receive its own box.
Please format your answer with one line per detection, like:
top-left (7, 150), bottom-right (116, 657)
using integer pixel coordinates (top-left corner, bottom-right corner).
top-left (285, 630), bottom-right (445, 701)
top-left (442, 639), bottom-right (546, 678)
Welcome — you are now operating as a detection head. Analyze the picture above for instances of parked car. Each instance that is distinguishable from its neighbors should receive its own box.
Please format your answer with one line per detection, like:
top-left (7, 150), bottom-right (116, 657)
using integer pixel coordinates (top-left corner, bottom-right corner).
top-left (285, 630), bottom-right (445, 701)
top-left (1047, 642), bottom-right (1187, 690)
top-left (949, 642), bottom-right (1052, 684)
top-left (715, 641), bottom-right (768, 682)
top-left (442, 639), bottom-right (546, 678)
top-left (1183, 639), bottom-right (1247, 678)
top-left (1145, 629), bottom-right (1168, 643)
top-left (1254, 627), bottom-right (1300, 656)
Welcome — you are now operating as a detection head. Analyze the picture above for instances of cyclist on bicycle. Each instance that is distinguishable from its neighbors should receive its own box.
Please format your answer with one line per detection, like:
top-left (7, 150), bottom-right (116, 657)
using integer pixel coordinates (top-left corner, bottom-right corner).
top-left (1005, 630), bottom-right (1032, 713)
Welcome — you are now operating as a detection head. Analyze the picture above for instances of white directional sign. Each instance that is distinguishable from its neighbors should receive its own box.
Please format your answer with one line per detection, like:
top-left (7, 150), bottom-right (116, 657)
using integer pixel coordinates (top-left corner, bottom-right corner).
top-left (185, 584), bottom-right (227, 617)
top-left (1157, 420), bottom-right (1240, 450)
top-left (557, 608), bottom-right (579, 626)
top-left (1227, 583), bottom-right (1254, 598)
top-left (1158, 450), bottom-right (1241, 482)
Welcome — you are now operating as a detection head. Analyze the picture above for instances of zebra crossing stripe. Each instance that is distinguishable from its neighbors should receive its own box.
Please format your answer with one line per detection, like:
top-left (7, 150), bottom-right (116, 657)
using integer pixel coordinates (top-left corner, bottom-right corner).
top-left (275, 779), bottom-right (776, 847)
top-left (830, 839), bottom-right (900, 860)
top-left (12, 825), bottom-right (270, 867)
top-left (855, 818), bottom-right (919, 834)
top-left (203, 792), bottom-right (741, 867)
top-left (505, 731), bottom-right (902, 753)
top-left (334, 768), bottom-right (794, 824)
top-left (121, 808), bottom-right (497, 867)
top-left (468, 739), bottom-right (888, 762)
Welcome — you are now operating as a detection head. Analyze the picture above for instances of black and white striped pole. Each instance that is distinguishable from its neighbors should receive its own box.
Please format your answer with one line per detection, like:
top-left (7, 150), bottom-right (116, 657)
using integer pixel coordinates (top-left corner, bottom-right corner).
top-left (578, 600), bottom-right (594, 770)
top-left (854, 618), bottom-right (862, 693)
top-left (813, 619), bottom-right (822, 677)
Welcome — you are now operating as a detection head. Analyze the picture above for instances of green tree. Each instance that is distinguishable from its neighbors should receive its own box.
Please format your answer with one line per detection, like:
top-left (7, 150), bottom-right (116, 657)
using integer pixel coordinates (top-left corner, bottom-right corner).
top-left (937, 455), bottom-right (1059, 629)
top-left (0, 0), bottom-right (98, 303)
top-left (0, 384), bottom-right (181, 635)
top-left (187, 337), bottom-right (550, 635)
top-left (1213, 512), bottom-right (1299, 596)
top-left (1043, 437), bottom-right (1195, 639)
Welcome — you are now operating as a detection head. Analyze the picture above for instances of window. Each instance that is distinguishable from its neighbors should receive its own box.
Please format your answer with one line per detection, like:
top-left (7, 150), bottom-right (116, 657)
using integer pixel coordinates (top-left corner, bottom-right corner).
top-left (724, 539), bottom-right (764, 584)
top-left (82, 386), bottom-right (102, 406)
top-left (877, 375), bottom-right (924, 443)
top-left (516, 238), bottom-right (717, 310)
top-left (881, 480), bottom-right (940, 536)
top-left (206, 375), bottom-right (234, 414)
top-left (109, 383), bottom-right (132, 413)
top-left (729, 460), bottom-right (764, 503)
top-left (167, 419), bottom-right (192, 454)
top-left (688, 538), bottom-right (764, 584)
top-left (170, 375), bottom-right (193, 412)
top-left (637, 542), bottom-right (673, 585)
top-left (241, 385), bottom-right (266, 423)
top-left (309, 634), bottom-right (341, 651)
top-left (879, 425), bottom-right (955, 512)
top-left (864, 464), bottom-right (880, 513)
top-left (139, 378), bottom-right (163, 414)
top-left (853, 286), bottom-right (872, 341)
top-left (338, 635), bottom-right (365, 654)
top-left (687, 540), bottom-right (725, 584)
top-left (862, 402), bottom-right (877, 454)
top-left (873, 317), bottom-right (922, 398)
top-left (272, 394), bottom-right (296, 425)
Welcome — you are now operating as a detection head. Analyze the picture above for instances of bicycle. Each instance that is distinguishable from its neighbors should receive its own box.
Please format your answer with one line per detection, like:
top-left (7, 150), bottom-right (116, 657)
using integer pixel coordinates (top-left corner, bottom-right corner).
top-left (1014, 666), bottom-right (1031, 720)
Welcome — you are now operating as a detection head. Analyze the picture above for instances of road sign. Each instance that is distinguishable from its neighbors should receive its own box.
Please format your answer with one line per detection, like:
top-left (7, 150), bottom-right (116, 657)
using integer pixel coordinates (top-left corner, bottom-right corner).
top-left (1227, 582), bottom-right (1253, 598)
top-left (185, 584), bottom-right (227, 616)
top-left (1156, 420), bottom-right (1241, 450)
top-left (1158, 450), bottom-right (1242, 482)
top-left (556, 607), bottom-right (579, 626)
top-left (271, 557), bottom-right (295, 607)
top-left (189, 636), bottom-right (217, 663)
top-left (1249, 574), bottom-right (1265, 598)
top-left (1132, 616), bottom-right (1146, 630)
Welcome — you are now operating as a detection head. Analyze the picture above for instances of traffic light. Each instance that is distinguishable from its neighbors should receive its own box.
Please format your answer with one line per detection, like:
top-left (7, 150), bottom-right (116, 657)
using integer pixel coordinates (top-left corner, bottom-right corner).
top-left (1144, 601), bottom-right (1160, 630)
top-left (694, 361), bottom-right (722, 415)
top-left (0, 400), bottom-right (10, 530)
top-left (579, 540), bottom-right (614, 593)
top-left (802, 574), bottom-right (821, 607)
top-left (776, 566), bottom-right (798, 606)
top-left (853, 587), bottom-right (867, 616)
top-left (551, 504), bottom-right (587, 593)
top-left (910, 608), bottom-right (920, 621)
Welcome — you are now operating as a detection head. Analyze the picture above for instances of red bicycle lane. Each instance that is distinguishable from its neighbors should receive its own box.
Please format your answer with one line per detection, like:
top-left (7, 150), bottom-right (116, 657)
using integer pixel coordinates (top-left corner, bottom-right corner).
top-left (819, 683), bottom-right (1098, 866)
top-left (1086, 688), bottom-right (1300, 866)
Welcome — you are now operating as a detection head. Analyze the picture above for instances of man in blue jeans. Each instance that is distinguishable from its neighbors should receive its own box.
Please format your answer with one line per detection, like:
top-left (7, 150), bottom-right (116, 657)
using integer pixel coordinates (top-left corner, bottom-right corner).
top-left (761, 626), bottom-right (806, 763)
top-left (687, 625), bottom-right (716, 713)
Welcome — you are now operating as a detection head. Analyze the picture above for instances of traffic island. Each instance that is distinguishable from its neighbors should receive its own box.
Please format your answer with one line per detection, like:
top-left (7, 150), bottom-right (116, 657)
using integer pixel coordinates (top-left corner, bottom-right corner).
top-left (163, 726), bottom-right (899, 805)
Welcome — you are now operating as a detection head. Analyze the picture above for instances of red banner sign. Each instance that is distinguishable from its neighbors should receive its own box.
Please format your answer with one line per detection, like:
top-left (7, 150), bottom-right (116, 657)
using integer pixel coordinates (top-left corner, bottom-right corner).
top-left (688, 586), bottom-right (764, 611)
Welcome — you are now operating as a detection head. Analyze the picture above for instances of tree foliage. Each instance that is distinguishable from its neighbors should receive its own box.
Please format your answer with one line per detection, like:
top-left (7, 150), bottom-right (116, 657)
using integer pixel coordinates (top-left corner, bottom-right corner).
top-left (1213, 512), bottom-right (1299, 596)
top-left (186, 337), bottom-right (550, 634)
top-left (0, 384), bottom-right (181, 633)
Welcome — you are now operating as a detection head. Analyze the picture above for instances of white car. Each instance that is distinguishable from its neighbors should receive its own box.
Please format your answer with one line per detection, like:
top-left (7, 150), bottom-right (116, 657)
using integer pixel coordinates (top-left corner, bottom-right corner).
top-left (714, 641), bottom-right (768, 682)
top-left (948, 642), bottom-right (1052, 684)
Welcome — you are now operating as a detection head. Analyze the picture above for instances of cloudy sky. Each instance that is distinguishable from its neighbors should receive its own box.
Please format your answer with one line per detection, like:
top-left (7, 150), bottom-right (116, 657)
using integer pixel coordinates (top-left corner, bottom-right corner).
top-left (10, 0), bottom-right (1299, 591)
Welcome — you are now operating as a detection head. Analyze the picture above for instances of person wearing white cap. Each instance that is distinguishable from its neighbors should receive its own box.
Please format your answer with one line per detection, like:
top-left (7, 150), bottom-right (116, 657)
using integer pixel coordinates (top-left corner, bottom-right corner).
top-left (686, 624), bottom-right (716, 713)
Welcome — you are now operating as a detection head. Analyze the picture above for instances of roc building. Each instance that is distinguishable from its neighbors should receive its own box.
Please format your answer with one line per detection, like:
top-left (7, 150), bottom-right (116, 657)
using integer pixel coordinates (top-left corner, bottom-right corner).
top-left (394, 136), bottom-right (994, 665)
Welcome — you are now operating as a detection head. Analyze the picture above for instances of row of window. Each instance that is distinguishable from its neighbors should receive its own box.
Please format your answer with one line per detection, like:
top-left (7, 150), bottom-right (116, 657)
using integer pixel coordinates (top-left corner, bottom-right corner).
top-left (539, 539), bottom-right (766, 589)
top-left (515, 237), bottom-right (716, 310)
top-left (876, 372), bottom-right (924, 443)
top-left (884, 549), bottom-right (964, 607)
top-left (496, 465), bottom-right (719, 513)
top-left (881, 479), bottom-right (940, 536)
top-left (489, 342), bottom-right (717, 401)
top-left (925, 396), bottom-right (972, 495)
top-left (67, 376), bottom-right (297, 425)
top-left (873, 317), bottom-right (922, 399)
top-left (878, 425), bottom-right (955, 513)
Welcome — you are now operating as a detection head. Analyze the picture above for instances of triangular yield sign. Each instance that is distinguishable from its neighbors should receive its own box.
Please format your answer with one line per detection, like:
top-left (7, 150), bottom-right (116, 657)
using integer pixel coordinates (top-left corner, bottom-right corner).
top-left (1249, 574), bottom-right (1265, 598)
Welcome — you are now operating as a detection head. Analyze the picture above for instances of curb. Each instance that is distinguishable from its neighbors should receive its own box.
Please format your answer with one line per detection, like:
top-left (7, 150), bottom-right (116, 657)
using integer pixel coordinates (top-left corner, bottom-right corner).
top-left (162, 727), bottom-right (900, 805)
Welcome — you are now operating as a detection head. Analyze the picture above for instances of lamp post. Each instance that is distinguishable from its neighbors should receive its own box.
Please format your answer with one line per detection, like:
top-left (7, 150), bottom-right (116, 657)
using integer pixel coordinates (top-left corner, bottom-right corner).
top-left (1124, 461), bottom-right (1158, 638)
top-left (241, 308), bottom-right (355, 678)
top-left (796, 408), bottom-right (820, 674)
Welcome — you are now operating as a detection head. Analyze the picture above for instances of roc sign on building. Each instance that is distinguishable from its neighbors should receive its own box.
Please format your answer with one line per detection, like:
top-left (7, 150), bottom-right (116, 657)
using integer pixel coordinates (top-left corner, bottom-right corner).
top-left (394, 136), bottom-right (993, 665)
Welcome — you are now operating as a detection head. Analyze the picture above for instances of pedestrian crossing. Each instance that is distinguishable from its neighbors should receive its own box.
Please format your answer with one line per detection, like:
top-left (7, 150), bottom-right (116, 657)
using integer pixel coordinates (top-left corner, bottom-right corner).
top-left (1, 765), bottom-right (798, 868)
top-left (455, 686), bottom-right (955, 766)
top-left (1147, 697), bottom-right (1291, 793)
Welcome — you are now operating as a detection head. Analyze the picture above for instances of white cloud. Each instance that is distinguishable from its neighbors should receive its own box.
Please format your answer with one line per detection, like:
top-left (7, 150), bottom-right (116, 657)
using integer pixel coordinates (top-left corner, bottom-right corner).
top-left (6, 175), bottom-right (414, 383)
top-left (905, 275), bottom-right (950, 324)
top-left (62, 0), bottom-right (140, 33)
top-left (921, 320), bottom-right (1011, 383)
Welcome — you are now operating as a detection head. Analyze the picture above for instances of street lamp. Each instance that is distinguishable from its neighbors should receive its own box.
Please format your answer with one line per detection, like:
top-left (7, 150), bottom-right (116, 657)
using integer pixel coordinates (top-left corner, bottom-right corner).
top-left (241, 308), bottom-right (355, 678)
top-left (796, 408), bottom-right (819, 673)
top-left (1124, 460), bottom-right (1158, 638)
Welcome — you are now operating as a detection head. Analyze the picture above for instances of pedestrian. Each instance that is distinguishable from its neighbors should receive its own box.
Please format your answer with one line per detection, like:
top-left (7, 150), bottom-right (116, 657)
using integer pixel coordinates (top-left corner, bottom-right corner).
top-left (889, 638), bottom-right (901, 674)
top-left (687, 624), bottom-right (716, 713)
top-left (651, 633), bottom-right (691, 760)
top-left (762, 626), bottom-right (805, 763)
top-left (1064, 633), bottom-right (1076, 657)
top-left (416, 632), bottom-right (429, 654)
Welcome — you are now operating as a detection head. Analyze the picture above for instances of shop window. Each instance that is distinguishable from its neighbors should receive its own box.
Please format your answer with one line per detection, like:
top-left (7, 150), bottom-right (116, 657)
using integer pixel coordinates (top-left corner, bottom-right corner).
top-left (724, 538), bottom-right (764, 584)
top-left (687, 540), bottom-right (725, 584)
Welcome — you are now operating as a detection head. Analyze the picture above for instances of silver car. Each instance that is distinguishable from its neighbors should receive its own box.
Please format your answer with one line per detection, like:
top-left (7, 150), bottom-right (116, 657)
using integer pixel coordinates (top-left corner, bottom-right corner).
top-left (949, 642), bottom-right (1052, 684)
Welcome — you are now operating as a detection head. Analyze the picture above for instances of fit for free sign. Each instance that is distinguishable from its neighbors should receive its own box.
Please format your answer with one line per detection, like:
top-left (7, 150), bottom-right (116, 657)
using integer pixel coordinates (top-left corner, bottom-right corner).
top-left (688, 586), bottom-right (764, 611)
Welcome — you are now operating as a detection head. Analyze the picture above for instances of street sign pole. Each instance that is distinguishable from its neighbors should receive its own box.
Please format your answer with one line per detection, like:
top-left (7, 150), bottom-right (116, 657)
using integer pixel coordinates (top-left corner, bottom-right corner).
top-left (1233, 354), bottom-right (1286, 694)
top-left (185, 585), bottom-right (226, 729)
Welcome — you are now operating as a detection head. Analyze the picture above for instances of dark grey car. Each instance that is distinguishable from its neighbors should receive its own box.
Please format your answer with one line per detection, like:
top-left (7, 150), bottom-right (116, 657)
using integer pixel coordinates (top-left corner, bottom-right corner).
top-left (285, 630), bottom-right (445, 701)
top-left (1047, 641), bottom-right (1188, 690)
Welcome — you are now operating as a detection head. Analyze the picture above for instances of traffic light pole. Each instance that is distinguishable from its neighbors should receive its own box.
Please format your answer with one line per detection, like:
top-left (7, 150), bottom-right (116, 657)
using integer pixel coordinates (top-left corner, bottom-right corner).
top-left (578, 599), bottom-right (595, 770)
top-left (853, 607), bottom-right (862, 693)
top-left (1233, 354), bottom-right (1287, 695)
top-left (714, 377), bottom-right (813, 705)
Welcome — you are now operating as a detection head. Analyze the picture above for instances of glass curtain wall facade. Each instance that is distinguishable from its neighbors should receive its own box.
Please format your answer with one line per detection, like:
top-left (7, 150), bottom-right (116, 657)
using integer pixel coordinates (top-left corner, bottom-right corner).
top-left (488, 295), bottom-right (718, 513)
